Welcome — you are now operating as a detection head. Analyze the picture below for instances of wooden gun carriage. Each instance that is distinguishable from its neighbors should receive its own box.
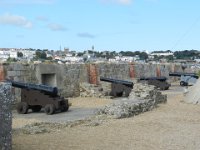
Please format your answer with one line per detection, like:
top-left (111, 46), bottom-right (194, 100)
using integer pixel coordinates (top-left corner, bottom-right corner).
top-left (9, 80), bottom-right (69, 115)
top-left (139, 76), bottom-right (170, 90)
top-left (100, 77), bottom-right (134, 97)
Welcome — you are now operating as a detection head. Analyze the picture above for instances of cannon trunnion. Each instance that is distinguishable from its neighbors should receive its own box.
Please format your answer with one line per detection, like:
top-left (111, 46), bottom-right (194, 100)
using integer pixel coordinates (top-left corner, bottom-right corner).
top-left (9, 80), bottom-right (69, 115)
top-left (100, 77), bottom-right (134, 97)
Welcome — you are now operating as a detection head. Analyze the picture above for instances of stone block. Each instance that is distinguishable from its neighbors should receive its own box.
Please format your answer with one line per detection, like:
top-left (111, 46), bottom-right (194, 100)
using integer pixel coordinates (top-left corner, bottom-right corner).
top-left (0, 82), bottom-right (12, 150)
top-left (7, 71), bottom-right (17, 77)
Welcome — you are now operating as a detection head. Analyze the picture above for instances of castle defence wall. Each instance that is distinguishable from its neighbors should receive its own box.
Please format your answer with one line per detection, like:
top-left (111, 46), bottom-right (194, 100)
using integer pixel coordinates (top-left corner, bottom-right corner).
top-left (0, 63), bottom-right (183, 99)
top-left (0, 62), bottom-right (184, 149)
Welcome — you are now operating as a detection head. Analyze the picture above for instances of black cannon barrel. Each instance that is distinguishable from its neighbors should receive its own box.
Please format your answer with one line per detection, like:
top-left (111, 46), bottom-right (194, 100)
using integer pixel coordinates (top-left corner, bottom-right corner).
top-left (140, 76), bottom-right (167, 82)
top-left (8, 80), bottom-right (58, 96)
top-left (100, 77), bottom-right (134, 88)
top-left (169, 72), bottom-right (199, 79)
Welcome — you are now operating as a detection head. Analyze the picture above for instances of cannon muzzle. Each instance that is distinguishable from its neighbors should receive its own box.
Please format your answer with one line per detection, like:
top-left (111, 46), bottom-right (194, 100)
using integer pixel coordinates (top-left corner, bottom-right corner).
top-left (169, 72), bottom-right (199, 79)
top-left (8, 80), bottom-right (58, 96)
top-left (100, 77), bottom-right (133, 88)
top-left (140, 76), bottom-right (167, 82)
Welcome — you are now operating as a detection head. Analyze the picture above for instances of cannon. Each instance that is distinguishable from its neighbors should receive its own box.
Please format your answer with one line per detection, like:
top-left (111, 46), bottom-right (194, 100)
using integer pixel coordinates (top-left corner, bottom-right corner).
top-left (100, 77), bottom-right (134, 97)
top-left (8, 80), bottom-right (69, 115)
top-left (169, 72), bottom-right (199, 86)
top-left (139, 76), bottom-right (170, 90)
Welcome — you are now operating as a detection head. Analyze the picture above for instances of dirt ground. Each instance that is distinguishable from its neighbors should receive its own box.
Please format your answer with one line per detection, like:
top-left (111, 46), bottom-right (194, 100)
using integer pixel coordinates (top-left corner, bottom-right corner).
top-left (68, 97), bottom-right (113, 108)
top-left (12, 84), bottom-right (200, 150)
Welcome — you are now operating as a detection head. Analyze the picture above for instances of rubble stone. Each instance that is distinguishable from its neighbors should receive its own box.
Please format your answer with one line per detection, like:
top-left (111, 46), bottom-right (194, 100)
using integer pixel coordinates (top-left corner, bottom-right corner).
top-left (97, 83), bottom-right (167, 119)
top-left (80, 82), bottom-right (111, 98)
top-left (129, 83), bottom-right (167, 104)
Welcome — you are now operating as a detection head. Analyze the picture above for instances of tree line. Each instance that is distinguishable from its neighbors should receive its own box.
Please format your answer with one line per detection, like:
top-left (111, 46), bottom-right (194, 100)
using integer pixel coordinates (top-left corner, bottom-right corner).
top-left (14, 49), bottom-right (200, 61)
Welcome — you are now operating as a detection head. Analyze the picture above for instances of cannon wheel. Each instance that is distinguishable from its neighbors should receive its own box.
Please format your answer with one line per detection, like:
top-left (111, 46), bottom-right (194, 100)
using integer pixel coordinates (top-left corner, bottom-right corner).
top-left (124, 91), bottom-right (130, 97)
top-left (164, 86), bottom-right (169, 90)
top-left (60, 101), bottom-right (69, 112)
top-left (31, 105), bottom-right (42, 112)
top-left (180, 81), bottom-right (188, 86)
top-left (17, 102), bottom-right (29, 114)
top-left (44, 104), bottom-right (55, 115)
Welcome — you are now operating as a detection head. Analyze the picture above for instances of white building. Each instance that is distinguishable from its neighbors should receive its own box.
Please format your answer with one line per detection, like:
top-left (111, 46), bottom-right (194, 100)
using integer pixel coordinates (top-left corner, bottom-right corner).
top-left (108, 58), bottom-right (116, 62)
top-left (9, 51), bottom-right (18, 58)
top-left (115, 56), bottom-right (134, 62)
top-left (54, 55), bottom-right (61, 60)
top-left (46, 53), bottom-right (53, 58)
top-left (0, 50), bottom-right (9, 61)
top-left (21, 50), bottom-right (35, 59)
top-left (150, 52), bottom-right (174, 56)
top-left (63, 56), bottom-right (83, 63)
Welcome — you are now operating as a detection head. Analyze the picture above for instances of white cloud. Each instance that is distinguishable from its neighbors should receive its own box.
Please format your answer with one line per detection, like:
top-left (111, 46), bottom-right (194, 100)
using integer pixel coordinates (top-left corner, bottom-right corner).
top-left (47, 23), bottom-right (66, 31)
top-left (0, 13), bottom-right (32, 28)
top-left (77, 32), bottom-right (96, 39)
top-left (101, 0), bottom-right (132, 5)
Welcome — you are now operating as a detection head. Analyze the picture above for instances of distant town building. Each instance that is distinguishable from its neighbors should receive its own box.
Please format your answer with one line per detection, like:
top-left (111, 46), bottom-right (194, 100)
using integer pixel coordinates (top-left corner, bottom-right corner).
top-left (150, 51), bottom-right (174, 56)
top-left (64, 47), bottom-right (69, 54)
top-left (54, 56), bottom-right (61, 60)
top-left (64, 56), bottom-right (83, 63)
top-left (108, 56), bottom-right (134, 62)
top-left (0, 50), bottom-right (9, 61)
top-left (9, 50), bottom-right (18, 58)
top-left (20, 49), bottom-right (35, 60)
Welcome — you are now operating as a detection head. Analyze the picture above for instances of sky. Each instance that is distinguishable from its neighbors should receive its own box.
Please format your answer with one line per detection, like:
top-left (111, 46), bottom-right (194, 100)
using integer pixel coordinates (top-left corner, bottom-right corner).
top-left (0, 0), bottom-right (200, 52)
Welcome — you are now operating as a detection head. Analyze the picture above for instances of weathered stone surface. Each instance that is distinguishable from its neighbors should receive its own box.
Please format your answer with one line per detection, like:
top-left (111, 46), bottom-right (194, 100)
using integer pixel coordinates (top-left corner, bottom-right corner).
top-left (80, 82), bottom-right (111, 98)
top-left (98, 63), bottom-right (131, 80)
top-left (97, 99), bottom-right (154, 119)
top-left (97, 83), bottom-right (167, 119)
top-left (129, 83), bottom-right (167, 104)
top-left (2, 62), bottom-right (182, 103)
top-left (184, 79), bottom-right (200, 104)
top-left (7, 71), bottom-right (18, 77)
top-left (0, 82), bottom-right (12, 150)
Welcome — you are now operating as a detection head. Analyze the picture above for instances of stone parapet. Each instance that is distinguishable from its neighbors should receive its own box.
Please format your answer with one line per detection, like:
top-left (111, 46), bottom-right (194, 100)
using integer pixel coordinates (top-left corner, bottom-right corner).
top-left (97, 83), bottom-right (167, 119)
top-left (0, 62), bottom-right (183, 101)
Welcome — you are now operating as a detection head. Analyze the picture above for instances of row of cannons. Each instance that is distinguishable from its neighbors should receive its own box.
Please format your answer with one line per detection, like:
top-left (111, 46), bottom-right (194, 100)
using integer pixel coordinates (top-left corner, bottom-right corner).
top-left (6, 72), bottom-right (199, 115)
top-left (101, 72), bottom-right (199, 97)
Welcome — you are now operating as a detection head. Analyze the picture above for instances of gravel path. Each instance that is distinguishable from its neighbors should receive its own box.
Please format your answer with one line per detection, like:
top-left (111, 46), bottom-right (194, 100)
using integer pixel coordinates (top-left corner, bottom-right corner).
top-left (13, 97), bottom-right (112, 128)
top-left (13, 84), bottom-right (200, 150)
top-left (13, 107), bottom-right (98, 125)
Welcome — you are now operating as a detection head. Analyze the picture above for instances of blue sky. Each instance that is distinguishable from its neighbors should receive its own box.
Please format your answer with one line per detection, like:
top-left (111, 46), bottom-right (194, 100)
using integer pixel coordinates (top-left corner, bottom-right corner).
top-left (0, 0), bottom-right (200, 52)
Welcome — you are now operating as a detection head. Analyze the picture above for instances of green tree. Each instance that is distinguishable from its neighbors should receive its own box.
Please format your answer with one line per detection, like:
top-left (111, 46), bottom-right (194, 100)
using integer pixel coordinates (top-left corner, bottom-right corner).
top-left (17, 52), bottom-right (23, 58)
top-left (166, 55), bottom-right (174, 61)
top-left (7, 57), bottom-right (17, 62)
top-left (174, 50), bottom-right (199, 60)
top-left (119, 51), bottom-right (134, 56)
top-left (77, 52), bottom-right (84, 57)
top-left (35, 50), bottom-right (47, 60)
top-left (139, 52), bottom-right (148, 60)
top-left (46, 57), bottom-right (53, 60)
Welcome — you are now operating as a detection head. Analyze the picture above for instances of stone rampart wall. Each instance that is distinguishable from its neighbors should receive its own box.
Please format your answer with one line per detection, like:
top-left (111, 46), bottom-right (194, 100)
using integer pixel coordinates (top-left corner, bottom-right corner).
top-left (0, 62), bottom-right (184, 101)
top-left (0, 62), bottom-right (187, 149)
